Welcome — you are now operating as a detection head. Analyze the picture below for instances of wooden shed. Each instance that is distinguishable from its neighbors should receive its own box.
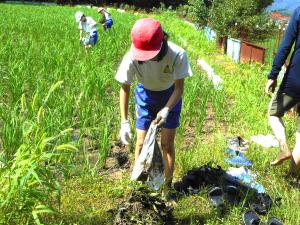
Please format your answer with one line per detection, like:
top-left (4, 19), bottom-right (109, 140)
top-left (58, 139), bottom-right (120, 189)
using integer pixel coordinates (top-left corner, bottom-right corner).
top-left (240, 41), bottom-right (266, 64)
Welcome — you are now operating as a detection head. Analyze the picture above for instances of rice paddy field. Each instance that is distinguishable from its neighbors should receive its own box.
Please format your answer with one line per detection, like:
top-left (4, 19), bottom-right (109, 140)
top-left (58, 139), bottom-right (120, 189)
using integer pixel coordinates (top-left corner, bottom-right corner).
top-left (0, 3), bottom-right (300, 225)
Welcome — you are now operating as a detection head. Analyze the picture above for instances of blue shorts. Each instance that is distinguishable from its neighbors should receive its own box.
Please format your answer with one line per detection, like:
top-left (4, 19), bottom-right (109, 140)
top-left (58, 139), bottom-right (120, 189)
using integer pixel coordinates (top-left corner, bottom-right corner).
top-left (90, 31), bottom-right (98, 45)
top-left (105, 19), bottom-right (113, 29)
top-left (83, 31), bottom-right (98, 46)
top-left (134, 83), bottom-right (182, 130)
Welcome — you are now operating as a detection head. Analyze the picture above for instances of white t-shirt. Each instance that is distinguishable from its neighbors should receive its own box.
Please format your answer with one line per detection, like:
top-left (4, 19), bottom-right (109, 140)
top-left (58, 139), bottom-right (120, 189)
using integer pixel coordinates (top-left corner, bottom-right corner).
top-left (78, 17), bottom-right (97, 33)
top-left (104, 11), bottom-right (112, 20)
top-left (115, 41), bottom-right (192, 91)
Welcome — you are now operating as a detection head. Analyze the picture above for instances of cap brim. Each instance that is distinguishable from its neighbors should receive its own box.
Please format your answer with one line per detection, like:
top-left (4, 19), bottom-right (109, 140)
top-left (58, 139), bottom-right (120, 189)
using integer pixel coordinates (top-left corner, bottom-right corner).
top-left (130, 43), bottom-right (160, 61)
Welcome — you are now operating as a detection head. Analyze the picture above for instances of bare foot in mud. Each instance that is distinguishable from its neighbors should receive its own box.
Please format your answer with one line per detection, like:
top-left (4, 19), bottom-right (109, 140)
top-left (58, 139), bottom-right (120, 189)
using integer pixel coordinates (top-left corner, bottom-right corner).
top-left (270, 151), bottom-right (292, 166)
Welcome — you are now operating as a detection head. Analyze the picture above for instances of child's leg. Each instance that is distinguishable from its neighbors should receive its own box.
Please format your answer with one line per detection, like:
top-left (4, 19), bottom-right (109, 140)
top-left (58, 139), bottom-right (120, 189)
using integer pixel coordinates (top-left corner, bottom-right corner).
top-left (268, 90), bottom-right (297, 165)
top-left (161, 128), bottom-right (176, 189)
top-left (290, 116), bottom-right (300, 176)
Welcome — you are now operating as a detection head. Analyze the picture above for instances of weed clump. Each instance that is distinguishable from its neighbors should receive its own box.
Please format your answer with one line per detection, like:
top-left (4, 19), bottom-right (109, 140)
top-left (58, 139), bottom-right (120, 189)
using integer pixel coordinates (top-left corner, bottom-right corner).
top-left (113, 187), bottom-right (173, 225)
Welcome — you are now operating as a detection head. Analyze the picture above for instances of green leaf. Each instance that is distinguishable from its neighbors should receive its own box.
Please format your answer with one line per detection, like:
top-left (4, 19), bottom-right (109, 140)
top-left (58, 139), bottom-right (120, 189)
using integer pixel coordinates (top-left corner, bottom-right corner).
top-left (55, 144), bottom-right (78, 152)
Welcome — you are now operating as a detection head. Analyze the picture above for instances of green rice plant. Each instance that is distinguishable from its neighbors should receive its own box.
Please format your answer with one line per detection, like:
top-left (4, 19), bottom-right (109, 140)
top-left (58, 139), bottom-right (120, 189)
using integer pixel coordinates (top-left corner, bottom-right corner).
top-left (0, 81), bottom-right (78, 224)
top-left (0, 4), bottom-right (128, 176)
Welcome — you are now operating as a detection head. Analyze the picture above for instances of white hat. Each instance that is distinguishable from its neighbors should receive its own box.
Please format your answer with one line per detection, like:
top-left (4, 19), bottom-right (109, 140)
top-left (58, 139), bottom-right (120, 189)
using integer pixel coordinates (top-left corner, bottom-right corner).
top-left (97, 7), bottom-right (104, 13)
top-left (75, 11), bottom-right (84, 22)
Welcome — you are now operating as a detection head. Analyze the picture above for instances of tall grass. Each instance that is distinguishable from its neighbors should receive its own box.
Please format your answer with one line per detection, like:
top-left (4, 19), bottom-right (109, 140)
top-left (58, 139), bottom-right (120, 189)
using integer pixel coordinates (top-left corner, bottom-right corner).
top-left (0, 4), bottom-right (123, 168)
top-left (0, 4), bottom-right (126, 223)
top-left (0, 80), bottom-right (78, 224)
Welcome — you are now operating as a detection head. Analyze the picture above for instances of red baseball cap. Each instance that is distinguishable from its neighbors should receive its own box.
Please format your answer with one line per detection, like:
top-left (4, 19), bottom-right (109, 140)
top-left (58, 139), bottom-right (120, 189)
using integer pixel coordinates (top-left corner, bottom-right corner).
top-left (130, 18), bottom-right (164, 61)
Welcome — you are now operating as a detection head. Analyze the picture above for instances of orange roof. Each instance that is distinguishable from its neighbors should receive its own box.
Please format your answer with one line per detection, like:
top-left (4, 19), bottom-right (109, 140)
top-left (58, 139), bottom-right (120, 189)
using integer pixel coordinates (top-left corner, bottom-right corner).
top-left (270, 12), bottom-right (290, 21)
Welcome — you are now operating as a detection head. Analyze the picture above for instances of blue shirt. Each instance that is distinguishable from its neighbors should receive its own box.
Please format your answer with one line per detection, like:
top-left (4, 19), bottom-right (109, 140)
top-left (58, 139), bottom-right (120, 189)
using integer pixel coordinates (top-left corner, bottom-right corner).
top-left (268, 6), bottom-right (300, 99)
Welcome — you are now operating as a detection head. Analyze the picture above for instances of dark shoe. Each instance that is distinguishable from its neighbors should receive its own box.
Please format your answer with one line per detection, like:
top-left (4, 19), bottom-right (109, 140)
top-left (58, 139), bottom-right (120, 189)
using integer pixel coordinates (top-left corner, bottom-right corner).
top-left (208, 187), bottom-right (224, 208)
top-left (182, 174), bottom-right (203, 189)
top-left (267, 217), bottom-right (283, 225)
top-left (225, 185), bottom-right (240, 205)
top-left (251, 193), bottom-right (273, 215)
top-left (173, 181), bottom-right (188, 193)
top-left (243, 210), bottom-right (261, 225)
top-left (174, 173), bottom-right (205, 194)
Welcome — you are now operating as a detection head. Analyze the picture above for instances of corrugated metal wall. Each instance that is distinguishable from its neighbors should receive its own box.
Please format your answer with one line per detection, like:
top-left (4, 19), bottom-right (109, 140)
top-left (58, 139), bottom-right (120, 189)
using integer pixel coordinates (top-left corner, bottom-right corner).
top-left (204, 26), bottom-right (217, 42)
top-left (227, 38), bottom-right (241, 63)
top-left (240, 41), bottom-right (266, 64)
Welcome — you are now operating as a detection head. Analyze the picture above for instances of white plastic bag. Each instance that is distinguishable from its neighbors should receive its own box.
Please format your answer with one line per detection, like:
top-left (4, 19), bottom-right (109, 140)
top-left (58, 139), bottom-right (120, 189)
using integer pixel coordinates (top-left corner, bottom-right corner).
top-left (131, 124), bottom-right (165, 191)
top-left (251, 134), bottom-right (279, 148)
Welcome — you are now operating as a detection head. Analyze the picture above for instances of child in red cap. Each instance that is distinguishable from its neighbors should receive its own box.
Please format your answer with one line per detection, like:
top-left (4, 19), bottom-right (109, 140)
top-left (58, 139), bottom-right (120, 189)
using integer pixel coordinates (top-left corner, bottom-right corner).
top-left (115, 18), bottom-right (192, 196)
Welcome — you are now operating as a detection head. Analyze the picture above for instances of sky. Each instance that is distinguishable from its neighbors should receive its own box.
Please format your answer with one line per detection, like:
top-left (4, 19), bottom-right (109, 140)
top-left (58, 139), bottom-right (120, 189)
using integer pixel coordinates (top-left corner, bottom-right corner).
top-left (268, 0), bottom-right (300, 14)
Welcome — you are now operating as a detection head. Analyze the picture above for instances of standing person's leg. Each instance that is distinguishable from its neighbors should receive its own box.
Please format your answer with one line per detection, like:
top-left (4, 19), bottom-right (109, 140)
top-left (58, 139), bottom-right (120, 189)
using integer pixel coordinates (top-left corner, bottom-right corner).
top-left (269, 90), bottom-right (297, 165)
top-left (269, 116), bottom-right (291, 165)
top-left (135, 129), bottom-right (147, 161)
top-left (159, 97), bottom-right (181, 198)
top-left (161, 128), bottom-right (176, 186)
top-left (290, 113), bottom-right (300, 176)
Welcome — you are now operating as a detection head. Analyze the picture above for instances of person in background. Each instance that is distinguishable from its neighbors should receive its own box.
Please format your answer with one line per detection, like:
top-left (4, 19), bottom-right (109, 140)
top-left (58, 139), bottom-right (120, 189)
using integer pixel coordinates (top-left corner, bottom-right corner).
top-left (115, 18), bottom-right (192, 197)
top-left (75, 11), bottom-right (98, 48)
top-left (265, 6), bottom-right (300, 177)
top-left (97, 7), bottom-right (113, 31)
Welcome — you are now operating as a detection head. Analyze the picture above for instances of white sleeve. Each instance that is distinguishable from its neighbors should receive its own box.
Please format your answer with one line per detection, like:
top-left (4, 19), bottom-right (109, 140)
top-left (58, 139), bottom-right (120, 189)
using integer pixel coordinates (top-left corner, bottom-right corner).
top-left (89, 18), bottom-right (97, 27)
top-left (115, 53), bottom-right (135, 85)
top-left (104, 12), bottom-right (111, 20)
top-left (173, 52), bottom-right (193, 80)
